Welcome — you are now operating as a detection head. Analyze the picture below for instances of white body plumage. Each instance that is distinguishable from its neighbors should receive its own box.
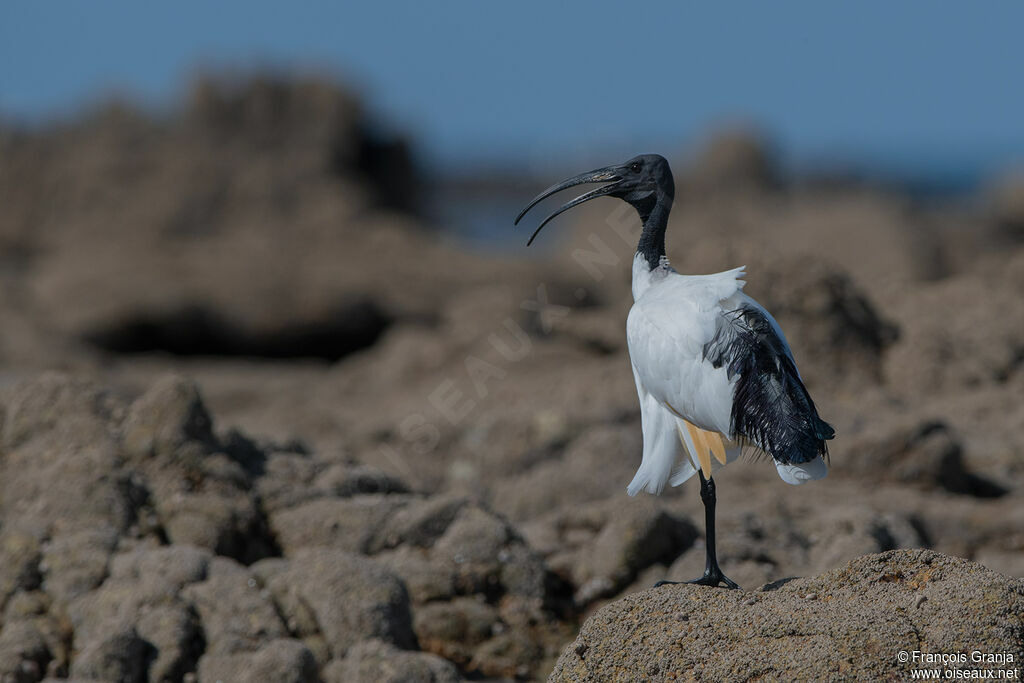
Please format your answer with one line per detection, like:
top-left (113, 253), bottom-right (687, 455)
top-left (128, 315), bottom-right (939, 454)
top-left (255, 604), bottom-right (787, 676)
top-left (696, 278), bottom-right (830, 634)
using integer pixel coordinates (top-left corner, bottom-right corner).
top-left (625, 253), bottom-right (828, 496)
top-left (516, 153), bottom-right (833, 587)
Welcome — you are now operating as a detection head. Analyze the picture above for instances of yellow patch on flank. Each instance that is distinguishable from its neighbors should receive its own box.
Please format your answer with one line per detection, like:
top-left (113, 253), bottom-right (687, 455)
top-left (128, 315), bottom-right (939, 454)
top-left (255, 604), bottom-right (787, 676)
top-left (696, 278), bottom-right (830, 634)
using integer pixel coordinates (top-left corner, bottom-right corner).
top-left (663, 401), bottom-right (728, 476)
top-left (707, 432), bottom-right (727, 465)
top-left (685, 421), bottom-right (713, 479)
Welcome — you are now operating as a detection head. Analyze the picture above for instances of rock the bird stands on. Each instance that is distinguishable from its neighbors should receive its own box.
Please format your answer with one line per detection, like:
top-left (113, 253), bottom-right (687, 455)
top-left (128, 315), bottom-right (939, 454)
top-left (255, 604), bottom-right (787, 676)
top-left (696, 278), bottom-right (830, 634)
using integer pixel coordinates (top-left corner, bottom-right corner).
top-left (515, 154), bottom-right (835, 588)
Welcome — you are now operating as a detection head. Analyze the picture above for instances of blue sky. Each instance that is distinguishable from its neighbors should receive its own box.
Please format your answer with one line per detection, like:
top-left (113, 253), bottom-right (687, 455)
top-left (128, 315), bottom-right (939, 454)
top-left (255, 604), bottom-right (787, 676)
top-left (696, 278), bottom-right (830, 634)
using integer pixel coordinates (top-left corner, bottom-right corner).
top-left (2, 2), bottom-right (1023, 175)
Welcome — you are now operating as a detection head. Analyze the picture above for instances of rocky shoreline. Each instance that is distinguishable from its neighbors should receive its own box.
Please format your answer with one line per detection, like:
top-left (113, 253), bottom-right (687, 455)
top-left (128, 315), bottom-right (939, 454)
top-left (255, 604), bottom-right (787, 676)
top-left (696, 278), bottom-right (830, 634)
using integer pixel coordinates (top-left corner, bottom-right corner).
top-left (1, 76), bottom-right (1022, 681)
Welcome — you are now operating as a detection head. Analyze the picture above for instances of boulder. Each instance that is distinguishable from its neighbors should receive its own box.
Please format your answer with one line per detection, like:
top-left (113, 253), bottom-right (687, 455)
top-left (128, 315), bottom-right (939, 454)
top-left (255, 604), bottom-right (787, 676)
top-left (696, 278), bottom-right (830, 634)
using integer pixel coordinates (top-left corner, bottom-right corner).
top-left (67, 546), bottom-right (211, 681)
top-left (323, 639), bottom-right (461, 683)
top-left (195, 638), bottom-right (318, 683)
top-left (0, 374), bottom-right (139, 537)
top-left (261, 549), bottom-right (416, 659)
top-left (551, 550), bottom-right (1024, 681)
top-left (525, 497), bottom-right (696, 605)
top-left (40, 527), bottom-right (119, 604)
top-left (413, 598), bottom-right (500, 667)
top-left (269, 496), bottom-right (410, 555)
top-left (0, 619), bottom-right (52, 683)
top-left (181, 557), bottom-right (288, 655)
top-left (69, 627), bottom-right (151, 683)
top-left (122, 376), bottom-right (276, 563)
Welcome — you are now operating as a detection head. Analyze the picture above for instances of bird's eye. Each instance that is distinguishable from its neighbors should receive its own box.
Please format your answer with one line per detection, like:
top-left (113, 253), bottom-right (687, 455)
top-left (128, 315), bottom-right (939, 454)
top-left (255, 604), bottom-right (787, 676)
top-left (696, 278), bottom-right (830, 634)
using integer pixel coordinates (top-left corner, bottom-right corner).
top-left (630, 162), bottom-right (643, 173)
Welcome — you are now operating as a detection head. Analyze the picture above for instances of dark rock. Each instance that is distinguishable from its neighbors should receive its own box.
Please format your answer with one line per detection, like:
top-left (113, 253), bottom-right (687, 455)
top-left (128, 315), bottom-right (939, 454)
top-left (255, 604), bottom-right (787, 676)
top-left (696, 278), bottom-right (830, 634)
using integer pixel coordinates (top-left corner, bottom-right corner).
top-left (1, 373), bottom-right (123, 452)
top-left (262, 549), bottom-right (416, 659)
top-left (379, 495), bottom-right (468, 550)
top-left (432, 505), bottom-right (546, 600)
top-left (1, 594), bottom-right (70, 680)
top-left (413, 598), bottom-right (499, 667)
top-left (83, 297), bottom-right (391, 362)
top-left (748, 258), bottom-right (898, 388)
top-left (155, 489), bottom-right (269, 561)
top-left (843, 420), bottom-right (1006, 497)
top-left (0, 620), bottom-right (52, 683)
top-left (133, 605), bottom-right (203, 683)
top-left (269, 495), bottom-right (409, 555)
top-left (105, 545), bottom-right (212, 598)
top-left (374, 547), bottom-right (456, 604)
top-left (323, 639), bottom-right (461, 683)
top-left (69, 627), bottom-right (152, 683)
top-left (40, 527), bottom-right (119, 604)
top-left (527, 498), bottom-right (697, 605)
top-left (314, 463), bottom-right (412, 497)
top-left (467, 631), bottom-right (544, 680)
top-left (0, 528), bottom-right (42, 606)
top-left (68, 546), bottom-right (210, 680)
top-left (121, 375), bottom-right (277, 562)
top-left (572, 500), bottom-right (697, 598)
top-left (195, 638), bottom-right (318, 683)
top-left (0, 375), bottom-right (139, 537)
top-left (987, 169), bottom-right (1024, 241)
top-left (120, 375), bottom-right (216, 459)
top-left (254, 452), bottom-right (322, 513)
top-left (181, 557), bottom-right (288, 655)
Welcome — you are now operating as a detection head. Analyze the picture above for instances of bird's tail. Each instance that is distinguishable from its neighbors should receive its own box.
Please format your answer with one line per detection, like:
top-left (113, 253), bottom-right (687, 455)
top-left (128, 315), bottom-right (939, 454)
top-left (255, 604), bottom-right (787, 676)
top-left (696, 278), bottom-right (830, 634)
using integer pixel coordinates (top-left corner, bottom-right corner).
top-left (775, 455), bottom-right (828, 485)
top-left (729, 314), bottom-right (835, 469)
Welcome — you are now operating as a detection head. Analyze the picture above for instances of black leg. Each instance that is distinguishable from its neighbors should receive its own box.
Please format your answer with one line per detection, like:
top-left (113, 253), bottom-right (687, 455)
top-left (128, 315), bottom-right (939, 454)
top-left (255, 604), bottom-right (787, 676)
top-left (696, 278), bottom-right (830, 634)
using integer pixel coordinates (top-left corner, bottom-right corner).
top-left (655, 472), bottom-right (739, 589)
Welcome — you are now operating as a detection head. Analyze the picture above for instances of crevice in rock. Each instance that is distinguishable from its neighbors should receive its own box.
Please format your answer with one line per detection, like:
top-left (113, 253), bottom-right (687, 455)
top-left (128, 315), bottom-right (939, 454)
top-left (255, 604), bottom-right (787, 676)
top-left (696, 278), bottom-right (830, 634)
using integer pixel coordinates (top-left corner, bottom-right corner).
top-left (179, 605), bottom-right (208, 681)
top-left (82, 299), bottom-right (391, 361)
top-left (542, 570), bottom-right (578, 622)
top-left (952, 473), bottom-right (1009, 499)
top-left (235, 501), bottom-right (285, 566)
top-left (907, 515), bottom-right (934, 548)
top-left (222, 429), bottom-right (271, 478)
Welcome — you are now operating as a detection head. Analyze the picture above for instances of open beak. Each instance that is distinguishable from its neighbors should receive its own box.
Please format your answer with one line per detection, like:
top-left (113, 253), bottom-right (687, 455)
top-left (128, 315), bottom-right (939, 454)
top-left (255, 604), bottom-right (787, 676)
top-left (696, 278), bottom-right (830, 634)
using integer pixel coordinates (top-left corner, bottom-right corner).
top-left (514, 165), bottom-right (624, 246)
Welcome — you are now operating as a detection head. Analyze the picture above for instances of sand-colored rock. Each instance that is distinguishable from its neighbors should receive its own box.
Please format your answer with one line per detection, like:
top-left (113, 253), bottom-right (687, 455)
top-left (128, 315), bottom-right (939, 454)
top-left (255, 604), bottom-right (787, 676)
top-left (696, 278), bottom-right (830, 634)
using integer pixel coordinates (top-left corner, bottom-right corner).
top-left (552, 550), bottom-right (1024, 682)
top-left (1, 75), bottom-right (1023, 681)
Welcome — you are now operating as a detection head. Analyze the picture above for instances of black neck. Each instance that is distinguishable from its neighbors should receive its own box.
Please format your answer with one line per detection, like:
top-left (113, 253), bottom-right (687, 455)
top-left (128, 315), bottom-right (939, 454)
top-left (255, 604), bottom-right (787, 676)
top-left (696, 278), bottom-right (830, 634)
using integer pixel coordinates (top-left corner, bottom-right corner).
top-left (636, 192), bottom-right (672, 270)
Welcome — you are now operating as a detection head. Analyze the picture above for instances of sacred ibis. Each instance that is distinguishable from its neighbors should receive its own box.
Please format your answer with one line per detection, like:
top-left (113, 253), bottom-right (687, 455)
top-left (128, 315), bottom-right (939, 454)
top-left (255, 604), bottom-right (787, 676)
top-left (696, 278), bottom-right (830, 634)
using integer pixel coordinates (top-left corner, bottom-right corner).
top-left (515, 154), bottom-right (834, 589)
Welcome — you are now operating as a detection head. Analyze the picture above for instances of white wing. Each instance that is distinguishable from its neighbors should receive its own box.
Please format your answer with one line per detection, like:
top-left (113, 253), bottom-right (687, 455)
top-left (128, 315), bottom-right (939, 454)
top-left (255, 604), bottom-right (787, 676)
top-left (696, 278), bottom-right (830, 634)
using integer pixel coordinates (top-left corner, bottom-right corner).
top-left (627, 266), bottom-right (746, 433)
top-left (625, 267), bottom-right (746, 495)
top-left (626, 265), bottom-right (829, 494)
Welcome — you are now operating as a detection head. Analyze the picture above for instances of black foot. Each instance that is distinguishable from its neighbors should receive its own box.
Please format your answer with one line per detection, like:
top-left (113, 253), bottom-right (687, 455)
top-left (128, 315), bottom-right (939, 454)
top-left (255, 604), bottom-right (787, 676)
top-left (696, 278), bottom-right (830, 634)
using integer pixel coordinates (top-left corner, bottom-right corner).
top-left (687, 568), bottom-right (739, 589)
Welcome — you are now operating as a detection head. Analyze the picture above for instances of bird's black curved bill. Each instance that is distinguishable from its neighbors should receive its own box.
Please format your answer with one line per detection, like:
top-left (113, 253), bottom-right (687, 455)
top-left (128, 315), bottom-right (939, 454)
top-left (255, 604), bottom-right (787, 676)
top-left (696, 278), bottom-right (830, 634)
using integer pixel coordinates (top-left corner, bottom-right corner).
top-left (514, 166), bottom-right (622, 246)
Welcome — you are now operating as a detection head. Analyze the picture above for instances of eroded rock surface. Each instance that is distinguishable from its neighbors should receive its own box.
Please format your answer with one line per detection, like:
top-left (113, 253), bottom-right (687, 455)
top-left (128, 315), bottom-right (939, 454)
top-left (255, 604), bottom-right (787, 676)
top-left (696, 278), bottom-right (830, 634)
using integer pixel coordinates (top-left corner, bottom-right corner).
top-left (552, 550), bottom-right (1024, 682)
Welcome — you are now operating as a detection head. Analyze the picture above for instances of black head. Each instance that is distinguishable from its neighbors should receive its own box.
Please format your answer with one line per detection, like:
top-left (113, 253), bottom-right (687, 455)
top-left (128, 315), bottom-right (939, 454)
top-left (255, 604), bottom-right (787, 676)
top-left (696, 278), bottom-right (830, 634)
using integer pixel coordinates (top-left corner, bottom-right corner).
top-left (514, 154), bottom-right (675, 245)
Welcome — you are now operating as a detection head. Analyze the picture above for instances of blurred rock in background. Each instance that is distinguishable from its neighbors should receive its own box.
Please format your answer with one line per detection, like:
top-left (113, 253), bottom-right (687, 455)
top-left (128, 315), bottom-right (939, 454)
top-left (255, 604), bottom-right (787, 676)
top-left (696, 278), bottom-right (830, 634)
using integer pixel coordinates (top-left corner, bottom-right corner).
top-left (0, 74), bottom-right (1022, 681)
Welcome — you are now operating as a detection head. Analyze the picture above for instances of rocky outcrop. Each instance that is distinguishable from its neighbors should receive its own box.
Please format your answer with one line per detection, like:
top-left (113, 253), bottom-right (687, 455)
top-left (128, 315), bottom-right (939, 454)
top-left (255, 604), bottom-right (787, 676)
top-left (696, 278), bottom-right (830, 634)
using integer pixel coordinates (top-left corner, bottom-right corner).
top-left (1, 74), bottom-right (1023, 683)
top-left (552, 550), bottom-right (1024, 682)
top-left (0, 374), bottom-right (565, 680)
